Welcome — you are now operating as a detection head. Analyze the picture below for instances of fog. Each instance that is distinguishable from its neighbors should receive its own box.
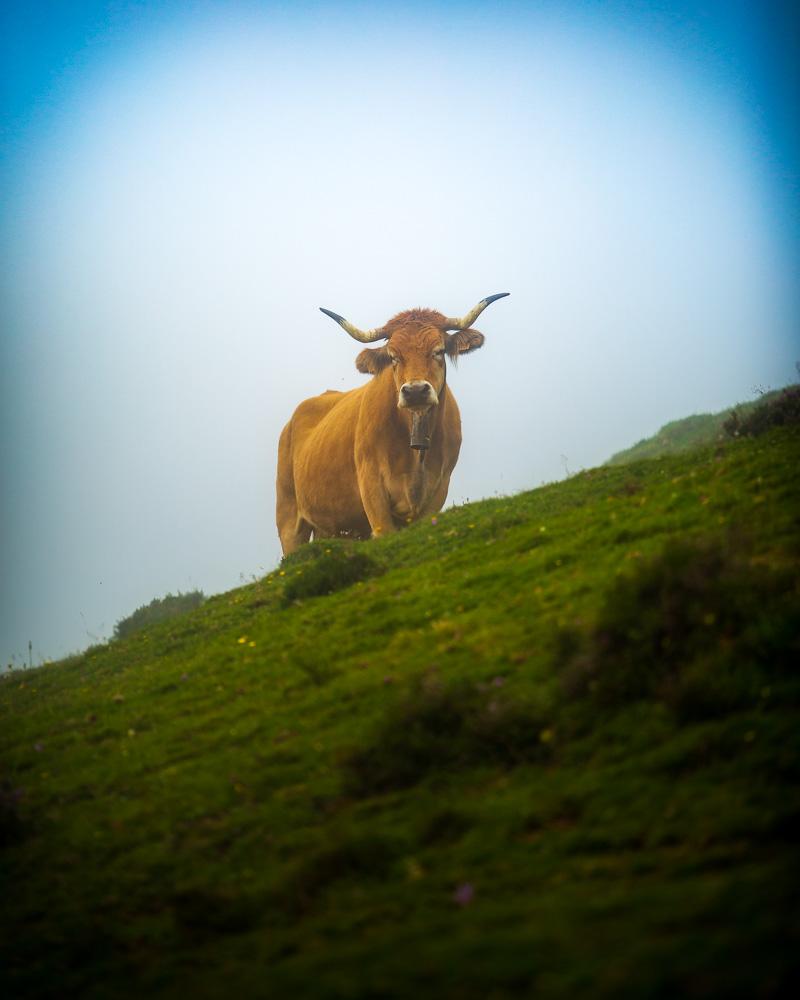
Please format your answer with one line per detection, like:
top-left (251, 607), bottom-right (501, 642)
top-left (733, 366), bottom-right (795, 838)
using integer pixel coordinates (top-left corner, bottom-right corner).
top-left (2, 1), bottom-right (797, 666)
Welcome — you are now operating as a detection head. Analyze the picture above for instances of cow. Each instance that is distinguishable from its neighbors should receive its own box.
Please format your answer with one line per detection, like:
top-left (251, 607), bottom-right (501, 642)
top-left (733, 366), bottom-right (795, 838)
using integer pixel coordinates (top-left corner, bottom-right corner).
top-left (276, 293), bottom-right (509, 555)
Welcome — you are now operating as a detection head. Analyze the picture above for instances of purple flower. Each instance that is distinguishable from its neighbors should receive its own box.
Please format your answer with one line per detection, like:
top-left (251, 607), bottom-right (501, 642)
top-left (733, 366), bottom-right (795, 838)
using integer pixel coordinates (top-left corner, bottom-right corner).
top-left (453, 882), bottom-right (474, 906)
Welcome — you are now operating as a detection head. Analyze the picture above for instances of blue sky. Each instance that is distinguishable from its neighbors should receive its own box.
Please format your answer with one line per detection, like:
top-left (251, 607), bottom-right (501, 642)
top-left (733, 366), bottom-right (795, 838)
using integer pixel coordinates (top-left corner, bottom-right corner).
top-left (1, 1), bottom-right (798, 666)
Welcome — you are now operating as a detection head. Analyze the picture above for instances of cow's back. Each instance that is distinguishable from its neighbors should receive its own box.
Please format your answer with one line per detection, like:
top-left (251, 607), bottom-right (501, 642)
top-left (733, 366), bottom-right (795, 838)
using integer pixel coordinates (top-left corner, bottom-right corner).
top-left (286, 390), bottom-right (346, 443)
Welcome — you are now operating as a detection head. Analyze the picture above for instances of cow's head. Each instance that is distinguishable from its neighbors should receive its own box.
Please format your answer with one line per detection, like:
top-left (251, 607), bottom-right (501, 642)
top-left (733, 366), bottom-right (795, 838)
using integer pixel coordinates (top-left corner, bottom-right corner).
top-left (319, 294), bottom-right (509, 439)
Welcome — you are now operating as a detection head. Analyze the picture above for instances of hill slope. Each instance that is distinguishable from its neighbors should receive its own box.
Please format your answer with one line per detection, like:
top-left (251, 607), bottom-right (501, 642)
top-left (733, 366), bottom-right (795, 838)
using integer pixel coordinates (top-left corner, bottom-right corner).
top-left (2, 427), bottom-right (799, 999)
top-left (606, 388), bottom-right (785, 465)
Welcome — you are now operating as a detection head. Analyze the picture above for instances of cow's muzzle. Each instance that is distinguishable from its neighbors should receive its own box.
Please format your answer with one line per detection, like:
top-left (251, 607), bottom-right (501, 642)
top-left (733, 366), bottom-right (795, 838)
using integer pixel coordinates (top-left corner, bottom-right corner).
top-left (399, 380), bottom-right (438, 410)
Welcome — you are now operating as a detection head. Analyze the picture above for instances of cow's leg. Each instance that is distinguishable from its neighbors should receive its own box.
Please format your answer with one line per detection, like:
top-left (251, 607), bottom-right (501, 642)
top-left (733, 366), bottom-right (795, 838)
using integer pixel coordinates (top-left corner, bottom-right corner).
top-left (358, 476), bottom-right (397, 539)
top-left (276, 422), bottom-right (313, 556)
top-left (279, 516), bottom-right (312, 556)
top-left (277, 475), bottom-right (312, 554)
top-left (420, 476), bottom-right (451, 518)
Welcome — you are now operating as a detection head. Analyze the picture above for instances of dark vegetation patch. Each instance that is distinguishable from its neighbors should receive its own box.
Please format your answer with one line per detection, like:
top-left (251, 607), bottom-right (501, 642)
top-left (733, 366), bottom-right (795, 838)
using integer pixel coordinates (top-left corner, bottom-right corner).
top-left (171, 887), bottom-right (263, 939)
top-left (276, 832), bottom-right (403, 915)
top-left (342, 675), bottom-right (552, 796)
top-left (613, 526), bottom-right (657, 544)
top-left (616, 478), bottom-right (644, 497)
top-left (724, 384), bottom-right (800, 438)
top-left (280, 539), bottom-right (384, 605)
top-left (520, 792), bottom-right (586, 839)
top-left (113, 590), bottom-right (206, 640)
top-left (282, 637), bottom-right (338, 687)
top-left (0, 781), bottom-right (27, 846)
top-left (417, 806), bottom-right (473, 846)
top-left (560, 535), bottom-right (800, 721)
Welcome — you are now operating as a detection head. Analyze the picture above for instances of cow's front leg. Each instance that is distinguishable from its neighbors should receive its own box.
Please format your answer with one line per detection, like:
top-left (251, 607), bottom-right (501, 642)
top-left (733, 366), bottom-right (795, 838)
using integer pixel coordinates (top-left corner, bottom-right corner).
top-left (358, 473), bottom-right (397, 539)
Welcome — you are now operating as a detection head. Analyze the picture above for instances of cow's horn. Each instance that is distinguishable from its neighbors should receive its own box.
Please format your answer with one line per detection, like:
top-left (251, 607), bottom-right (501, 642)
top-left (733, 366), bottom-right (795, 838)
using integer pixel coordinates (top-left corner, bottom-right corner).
top-left (443, 292), bottom-right (510, 331)
top-left (319, 307), bottom-right (387, 343)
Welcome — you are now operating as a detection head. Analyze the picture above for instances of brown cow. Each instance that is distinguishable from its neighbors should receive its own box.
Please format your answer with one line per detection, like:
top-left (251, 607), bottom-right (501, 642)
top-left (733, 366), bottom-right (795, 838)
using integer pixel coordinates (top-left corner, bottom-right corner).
top-left (276, 293), bottom-right (509, 555)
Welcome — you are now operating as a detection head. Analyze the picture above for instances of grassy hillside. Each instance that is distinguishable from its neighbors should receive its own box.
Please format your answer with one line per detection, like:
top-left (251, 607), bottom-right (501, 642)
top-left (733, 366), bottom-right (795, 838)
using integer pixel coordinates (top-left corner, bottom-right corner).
top-left (606, 388), bottom-right (785, 465)
top-left (2, 427), bottom-right (799, 999)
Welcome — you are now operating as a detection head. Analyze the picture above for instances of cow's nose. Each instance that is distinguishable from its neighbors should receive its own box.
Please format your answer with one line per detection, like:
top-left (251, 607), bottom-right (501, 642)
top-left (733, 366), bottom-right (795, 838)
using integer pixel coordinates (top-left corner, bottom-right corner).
top-left (401, 381), bottom-right (434, 403)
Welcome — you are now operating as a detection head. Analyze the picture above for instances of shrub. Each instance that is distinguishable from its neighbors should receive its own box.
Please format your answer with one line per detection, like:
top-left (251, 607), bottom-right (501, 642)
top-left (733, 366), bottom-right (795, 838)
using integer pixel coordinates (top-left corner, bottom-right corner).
top-left (113, 590), bottom-right (206, 640)
top-left (560, 536), bottom-right (800, 720)
top-left (341, 676), bottom-right (551, 796)
top-left (280, 540), bottom-right (383, 605)
top-left (724, 385), bottom-right (800, 438)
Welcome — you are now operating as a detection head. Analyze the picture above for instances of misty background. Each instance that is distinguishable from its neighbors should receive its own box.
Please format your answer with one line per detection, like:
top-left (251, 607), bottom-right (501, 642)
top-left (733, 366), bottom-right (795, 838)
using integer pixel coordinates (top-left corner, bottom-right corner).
top-left (1, 0), bottom-right (798, 666)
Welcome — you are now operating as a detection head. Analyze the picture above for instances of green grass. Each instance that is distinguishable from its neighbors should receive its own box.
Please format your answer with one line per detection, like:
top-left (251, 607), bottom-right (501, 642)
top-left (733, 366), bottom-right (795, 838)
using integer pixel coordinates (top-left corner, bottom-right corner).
top-left (606, 387), bottom-right (788, 465)
top-left (2, 427), bottom-right (799, 999)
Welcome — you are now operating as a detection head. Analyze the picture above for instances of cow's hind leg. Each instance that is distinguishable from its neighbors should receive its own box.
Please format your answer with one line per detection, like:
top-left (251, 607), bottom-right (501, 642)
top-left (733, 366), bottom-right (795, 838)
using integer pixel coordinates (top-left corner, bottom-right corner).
top-left (279, 515), bottom-right (312, 556)
top-left (277, 467), bottom-right (312, 555)
top-left (276, 422), bottom-right (313, 556)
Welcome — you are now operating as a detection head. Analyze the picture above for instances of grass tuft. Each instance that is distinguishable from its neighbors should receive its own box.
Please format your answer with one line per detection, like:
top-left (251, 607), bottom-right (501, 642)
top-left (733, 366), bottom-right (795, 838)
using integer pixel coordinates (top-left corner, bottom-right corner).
top-left (280, 539), bottom-right (384, 604)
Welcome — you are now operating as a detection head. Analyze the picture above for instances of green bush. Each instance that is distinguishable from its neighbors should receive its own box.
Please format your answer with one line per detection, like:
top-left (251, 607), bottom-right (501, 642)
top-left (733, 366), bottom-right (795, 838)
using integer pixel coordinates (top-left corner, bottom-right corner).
top-left (342, 676), bottom-right (550, 796)
top-left (560, 536), bottom-right (800, 720)
top-left (113, 590), bottom-right (206, 640)
top-left (281, 540), bottom-right (383, 605)
top-left (724, 385), bottom-right (800, 438)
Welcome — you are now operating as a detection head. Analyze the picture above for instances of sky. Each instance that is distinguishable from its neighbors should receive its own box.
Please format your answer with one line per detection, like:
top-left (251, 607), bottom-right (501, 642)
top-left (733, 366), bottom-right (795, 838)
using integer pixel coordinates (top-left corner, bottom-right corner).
top-left (1, 0), bottom-right (798, 667)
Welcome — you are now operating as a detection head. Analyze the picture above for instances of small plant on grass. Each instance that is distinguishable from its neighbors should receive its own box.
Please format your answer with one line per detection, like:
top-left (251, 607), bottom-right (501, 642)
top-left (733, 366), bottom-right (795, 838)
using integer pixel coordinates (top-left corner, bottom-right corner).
top-left (280, 540), bottom-right (383, 605)
top-left (113, 590), bottom-right (206, 640)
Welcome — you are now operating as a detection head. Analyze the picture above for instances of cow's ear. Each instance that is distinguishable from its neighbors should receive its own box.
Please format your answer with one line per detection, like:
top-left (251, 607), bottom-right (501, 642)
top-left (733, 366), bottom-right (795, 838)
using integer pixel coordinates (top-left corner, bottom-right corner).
top-left (445, 328), bottom-right (485, 359)
top-left (355, 345), bottom-right (391, 374)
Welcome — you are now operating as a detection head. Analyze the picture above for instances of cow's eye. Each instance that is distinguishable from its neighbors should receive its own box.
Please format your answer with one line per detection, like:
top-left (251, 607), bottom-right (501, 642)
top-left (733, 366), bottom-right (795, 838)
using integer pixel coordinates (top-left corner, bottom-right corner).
top-left (433, 349), bottom-right (445, 360)
top-left (390, 356), bottom-right (399, 366)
